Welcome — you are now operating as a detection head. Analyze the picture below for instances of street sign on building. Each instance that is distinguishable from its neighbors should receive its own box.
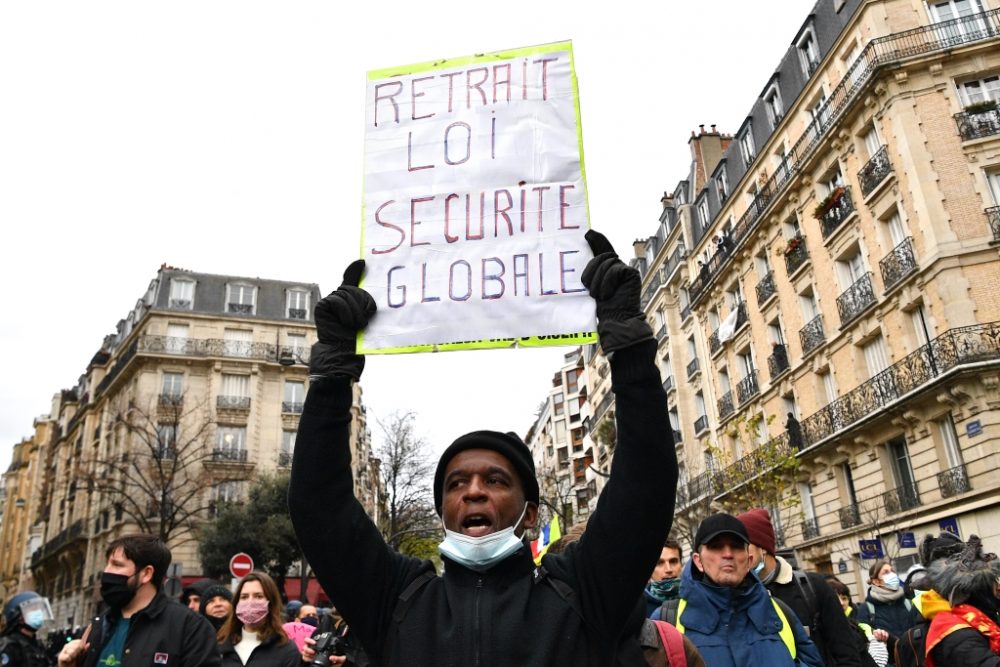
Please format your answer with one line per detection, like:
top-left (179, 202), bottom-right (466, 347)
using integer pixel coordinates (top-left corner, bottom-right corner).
top-left (229, 552), bottom-right (254, 579)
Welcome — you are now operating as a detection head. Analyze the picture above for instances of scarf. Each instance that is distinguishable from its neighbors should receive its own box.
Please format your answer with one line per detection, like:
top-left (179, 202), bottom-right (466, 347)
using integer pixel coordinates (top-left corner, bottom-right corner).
top-left (926, 603), bottom-right (1000, 667)
top-left (868, 584), bottom-right (905, 604)
top-left (646, 578), bottom-right (680, 603)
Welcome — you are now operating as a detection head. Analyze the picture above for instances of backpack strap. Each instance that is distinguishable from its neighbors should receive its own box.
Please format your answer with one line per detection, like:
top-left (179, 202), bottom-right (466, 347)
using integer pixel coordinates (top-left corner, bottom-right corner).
top-left (391, 570), bottom-right (437, 624)
top-left (657, 598), bottom-right (683, 627)
top-left (793, 570), bottom-right (820, 634)
top-left (651, 620), bottom-right (687, 667)
top-left (866, 601), bottom-right (876, 619)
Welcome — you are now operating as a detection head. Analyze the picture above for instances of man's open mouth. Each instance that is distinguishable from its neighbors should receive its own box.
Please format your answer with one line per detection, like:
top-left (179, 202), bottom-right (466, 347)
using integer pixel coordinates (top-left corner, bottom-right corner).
top-left (462, 514), bottom-right (494, 537)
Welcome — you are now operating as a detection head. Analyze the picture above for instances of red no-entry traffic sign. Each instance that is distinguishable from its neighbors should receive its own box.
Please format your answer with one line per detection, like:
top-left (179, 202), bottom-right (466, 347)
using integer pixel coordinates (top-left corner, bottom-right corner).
top-left (229, 552), bottom-right (254, 579)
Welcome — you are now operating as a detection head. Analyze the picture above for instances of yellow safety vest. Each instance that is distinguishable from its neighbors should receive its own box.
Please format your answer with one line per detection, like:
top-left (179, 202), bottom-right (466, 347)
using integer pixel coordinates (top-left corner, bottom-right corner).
top-left (674, 597), bottom-right (797, 660)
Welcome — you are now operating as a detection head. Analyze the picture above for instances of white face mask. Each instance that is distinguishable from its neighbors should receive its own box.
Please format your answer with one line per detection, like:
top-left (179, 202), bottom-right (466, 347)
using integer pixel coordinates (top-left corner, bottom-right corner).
top-left (439, 504), bottom-right (529, 572)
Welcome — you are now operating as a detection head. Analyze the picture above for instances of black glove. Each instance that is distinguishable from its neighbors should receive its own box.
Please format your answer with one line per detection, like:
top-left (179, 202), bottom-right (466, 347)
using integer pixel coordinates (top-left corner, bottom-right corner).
top-left (310, 260), bottom-right (376, 381)
top-left (581, 230), bottom-right (653, 354)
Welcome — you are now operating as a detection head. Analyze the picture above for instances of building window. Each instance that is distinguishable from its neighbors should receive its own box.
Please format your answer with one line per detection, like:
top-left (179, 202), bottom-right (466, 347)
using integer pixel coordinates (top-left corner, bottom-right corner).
top-left (217, 426), bottom-right (246, 453)
top-left (809, 91), bottom-right (831, 129)
top-left (155, 424), bottom-right (176, 458)
top-left (764, 83), bottom-right (784, 130)
top-left (226, 283), bottom-right (257, 315)
top-left (888, 437), bottom-right (917, 491)
top-left (797, 29), bottom-right (820, 77)
top-left (697, 197), bottom-right (711, 230)
top-left (211, 480), bottom-right (243, 505)
top-left (221, 373), bottom-right (250, 399)
top-left (862, 335), bottom-right (890, 378)
top-left (957, 74), bottom-right (1000, 109)
top-left (835, 247), bottom-right (867, 291)
top-left (287, 289), bottom-right (310, 320)
top-left (716, 168), bottom-right (730, 203)
top-left (161, 372), bottom-right (183, 398)
top-left (738, 125), bottom-right (756, 167)
top-left (284, 381), bottom-right (305, 413)
top-left (553, 392), bottom-right (565, 416)
top-left (280, 431), bottom-right (297, 466)
top-left (223, 328), bottom-right (252, 358)
top-left (928, 0), bottom-right (986, 36)
top-left (169, 279), bottom-right (195, 310)
top-left (566, 368), bottom-right (580, 394)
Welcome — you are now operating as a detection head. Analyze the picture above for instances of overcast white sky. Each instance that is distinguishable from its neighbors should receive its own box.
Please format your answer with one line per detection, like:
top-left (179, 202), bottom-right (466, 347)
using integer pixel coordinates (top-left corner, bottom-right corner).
top-left (0, 1), bottom-right (816, 468)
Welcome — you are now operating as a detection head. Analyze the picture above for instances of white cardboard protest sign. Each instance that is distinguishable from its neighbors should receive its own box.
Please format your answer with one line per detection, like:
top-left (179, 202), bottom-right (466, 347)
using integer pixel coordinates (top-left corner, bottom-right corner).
top-left (359, 41), bottom-right (597, 354)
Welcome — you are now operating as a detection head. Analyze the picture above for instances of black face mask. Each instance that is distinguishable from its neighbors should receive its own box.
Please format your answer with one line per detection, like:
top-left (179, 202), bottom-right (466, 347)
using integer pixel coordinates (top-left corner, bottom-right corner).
top-left (300, 616), bottom-right (318, 627)
top-left (206, 614), bottom-right (227, 631)
top-left (100, 572), bottom-right (139, 610)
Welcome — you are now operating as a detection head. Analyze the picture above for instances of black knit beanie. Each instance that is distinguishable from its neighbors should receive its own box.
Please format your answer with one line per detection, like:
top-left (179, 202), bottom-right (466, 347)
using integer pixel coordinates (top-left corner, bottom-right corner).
top-left (433, 430), bottom-right (539, 515)
top-left (198, 584), bottom-right (234, 616)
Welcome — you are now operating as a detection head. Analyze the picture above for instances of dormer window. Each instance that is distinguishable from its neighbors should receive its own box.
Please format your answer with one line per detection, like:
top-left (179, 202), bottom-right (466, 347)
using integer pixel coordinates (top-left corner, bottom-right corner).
top-left (739, 125), bottom-right (756, 167)
top-left (169, 279), bottom-right (195, 310)
top-left (227, 283), bottom-right (257, 315)
top-left (697, 197), bottom-right (711, 230)
top-left (287, 289), bottom-right (310, 320)
top-left (797, 28), bottom-right (820, 77)
top-left (764, 82), bottom-right (784, 130)
top-left (715, 167), bottom-right (730, 204)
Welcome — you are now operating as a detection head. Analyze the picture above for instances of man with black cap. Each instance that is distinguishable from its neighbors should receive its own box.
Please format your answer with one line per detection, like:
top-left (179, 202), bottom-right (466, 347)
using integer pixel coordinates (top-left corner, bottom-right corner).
top-left (289, 231), bottom-right (678, 666)
top-left (654, 513), bottom-right (821, 667)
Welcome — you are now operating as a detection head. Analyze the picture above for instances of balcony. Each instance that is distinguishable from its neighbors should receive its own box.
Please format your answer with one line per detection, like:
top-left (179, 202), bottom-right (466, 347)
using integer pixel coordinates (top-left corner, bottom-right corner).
top-left (217, 395), bottom-right (251, 411)
top-left (672, 429), bottom-right (683, 445)
top-left (684, 7), bottom-right (1000, 309)
top-left (154, 446), bottom-right (176, 460)
top-left (709, 329), bottom-right (721, 355)
top-left (288, 308), bottom-right (307, 320)
top-left (641, 269), bottom-right (663, 309)
top-left (169, 298), bottom-right (192, 309)
top-left (836, 272), bottom-right (877, 327)
top-left (784, 235), bottom-right (809, 275)
top-left (158, 393), bottom-right (183, 408)
top-left (282, 401), bottom-right (304, 414)
top-left (768, 344), bottom-right (790, 380)
top-left (278, 452), bottom-right (293, 467)
top-left (755, 271), bottom-right (777, 306)
top-left (694, 415), bottom-right (709, 434)
top-left (211, 448), bottom-right (248, 463)
top-left (819, 186), bottom-right (856, 239)
top-left (799, 315), bottom-right (826, 355)
top-left (801, 518), bottom-right (820, 540)
top-left (858, 145), bottom-right (894, 197)
top-left (662, 376), bottom-right (674, 393)
top-left (664, 245), bottom-right (686, 284)
top-left (717, 391), bottom-right (735, 421)
top-left (656, 324), bottom-right (668, 344)
top-left (954, 106), bottom-right (1000, 141)
top-left (880, 238), bottom-right (918, 291)
top-left (736, 370), bottom-right (760, 405)
top-left (680, 304), bottom-right (692, 322)
top-left (839, 504), bottom-right (862, 529)
top-left (228, 303), bottom-right (254, 314)
top-left (31, 519), bottom-right (87, 566)
top-left (937, 464), bottom-right (971, 499)
top-left (686, 358), bottom-right (700, 379)
top-left (987, 206), bottom-right (1000, 242)
top-left (882, 482), bottom-right (921, 514)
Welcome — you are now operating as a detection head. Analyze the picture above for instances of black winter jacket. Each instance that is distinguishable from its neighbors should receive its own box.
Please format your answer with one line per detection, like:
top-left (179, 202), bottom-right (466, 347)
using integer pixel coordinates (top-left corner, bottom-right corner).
top-left (289, 341), bottom-right (677, 667)
top-left (218, 634), bottom-right (301, 667)
top-left (80, 593), bottom-right (220, 667)
top-left (0, 629), bottom-right (53, 667)
top-left (854, 591), bottom-right (922, 642)
top-left (764, 558), bottom-right (863, 667)
top-left (929, 627), bottom-right (1000, 666)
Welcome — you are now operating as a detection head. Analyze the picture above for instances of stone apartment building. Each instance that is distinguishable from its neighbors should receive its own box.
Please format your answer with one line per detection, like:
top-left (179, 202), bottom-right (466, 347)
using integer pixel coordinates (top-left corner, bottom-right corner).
top-left (614, 0), bottom-right (1000, 594)
top-left (0, 266), bottom-right (380, 627)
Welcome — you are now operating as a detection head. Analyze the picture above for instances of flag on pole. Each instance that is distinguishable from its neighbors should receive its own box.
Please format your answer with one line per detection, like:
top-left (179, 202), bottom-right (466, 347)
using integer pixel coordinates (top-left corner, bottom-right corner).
top-left (531, 516), bottom-right (563, 564)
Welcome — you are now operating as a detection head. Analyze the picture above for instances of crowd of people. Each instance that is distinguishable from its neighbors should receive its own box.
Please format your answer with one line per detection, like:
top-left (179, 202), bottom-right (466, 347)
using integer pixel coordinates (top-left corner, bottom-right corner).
top-left (3, 234), bottom-right (998, 666)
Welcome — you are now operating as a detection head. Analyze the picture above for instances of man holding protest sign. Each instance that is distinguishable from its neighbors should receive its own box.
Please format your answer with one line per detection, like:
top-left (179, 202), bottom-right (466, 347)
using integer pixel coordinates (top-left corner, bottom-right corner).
top-left (289, 229), bottom-right (677, 666)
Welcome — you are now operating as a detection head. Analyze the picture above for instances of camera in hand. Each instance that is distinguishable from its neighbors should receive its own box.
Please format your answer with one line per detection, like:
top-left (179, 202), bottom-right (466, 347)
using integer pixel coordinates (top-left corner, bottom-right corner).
top-left (310, 614), bottom-right (347, 666)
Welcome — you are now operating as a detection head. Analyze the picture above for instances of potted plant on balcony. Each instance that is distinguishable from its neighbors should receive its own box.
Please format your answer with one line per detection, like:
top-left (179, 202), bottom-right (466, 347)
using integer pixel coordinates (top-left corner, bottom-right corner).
top-left (964, 99), bottom-right (998, 114)
top-left (812, 186), bottom-right (846, 220)
top-left (777, 234), bottom-right (805, 257)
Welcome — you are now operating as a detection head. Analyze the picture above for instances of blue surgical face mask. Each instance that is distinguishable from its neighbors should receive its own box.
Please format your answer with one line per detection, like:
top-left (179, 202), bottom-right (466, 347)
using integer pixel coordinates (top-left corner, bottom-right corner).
top-left (753, 560), bottom-right (766, 577)
top-left (439, 504), bottom-right (528, 572)
top-left (24, 610), bottom-right (45, 630)
top-left (882, 572), bottom-right (901, 590)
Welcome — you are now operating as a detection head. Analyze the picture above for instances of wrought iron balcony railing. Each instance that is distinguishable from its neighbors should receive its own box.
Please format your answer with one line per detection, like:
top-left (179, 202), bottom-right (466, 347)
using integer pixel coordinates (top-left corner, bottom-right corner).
top-left (837, 272), bottom-right (877, 327)
top-left (31, 519), bottom-right (87, 566)
top-left (662, 376), bottom-right (674, 393)
top-left (858, 145), bottom-right (894, 197)
top-left (656, 324), bottom-right (668, 343)
top-left (768, 344), bottom-right (790, 380)
top-left (278, 452), bottom-right (293, 467)
top-left (680, 304), bottom-right (692, 322)
top-left (169, 298), bottom-right (192, 309)
top-left (784, 236), bottom-right (810, 275)
top-left (756, 271), bottom-right (777, 305)
top-left (694, 415), bottom-right (709, 434)
top-left (937, 464), bottom-right (971, 498)
top-left (882, 482), bottom-right (921, 514)
top-left (154, 446), bottom-right (176, 460)
top-left (801, 517), bottom-right (820, 540)
top-left (709, 330), bottom-right (722, 355)
top-left (736, 370), bottom-right (760, 405)
top-left (278, 345), bottom-right (311, 365)
top-left (684, 8), bottom-right (1000, 309)
top-left (839, 504), bottom-right (862, 529)
top-left (664, 245), bottom-right (686, 284)
top-left (672, 429), bottom-right (683, 445)
top-left (880, 238), bottom-right (918, 291)
top-left (686, 358), bottom-right (700, 379)
top-left (820, 186), bottom-right (857, 239)
top-left (211, 448), bottom-right (248, 463)
top-left (228, 303), bottom-right (254, 314)
top-left (955, 107), bottom-right (1000, 141)
top-left (217, 395), bottom-right (251, 410)
top-left (987, 206), bottom-right (1000, 242)
top-left (717, 392), bottom-right (735, 421)
top-left (288, 308), bottom-right (307, 320)
top-left (282, 401), bottom-right (304, 414)
top-left (799, 315), bottom-right (826, 355)
top-left (641, 269), bottom-right (663, 309)
top-left (158, 393), bottom-right (183, 407)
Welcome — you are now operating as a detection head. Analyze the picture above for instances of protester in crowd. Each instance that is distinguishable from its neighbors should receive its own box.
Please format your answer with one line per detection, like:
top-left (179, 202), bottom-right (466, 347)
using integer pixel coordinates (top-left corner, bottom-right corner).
top-left (57, 533), bottom-right (219, 667)
top-left (855, 557), bottom-right (923, 664)
top-left (217, 571), bottom-right (300, 667)
top-left (199, 584), bottom-right (235, 633)
top-left (283, 601), bottom-right (302, 625)
top-left (655, 513), bottom-right (822, 667)
top-left (183, 580), bottom-right (216, 613)
top-left (925, 535), bottom-right (1000, 667)
top-left (281, 604), bottom-right (319, 654)
top-left (826, 576), bottom-right (883, 667)
top-left (289, 231), bottom-right (678, 665)
top-left (0, 591), bottom-right (55, 666)
top-left (738, 508), bottom-right (862, 667)
top-left (644, 539), bottom-right (684, 618)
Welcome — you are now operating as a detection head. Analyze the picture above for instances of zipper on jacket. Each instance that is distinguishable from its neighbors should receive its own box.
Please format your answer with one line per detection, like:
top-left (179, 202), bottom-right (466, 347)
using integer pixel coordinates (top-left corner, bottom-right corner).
top-left (473, 577), bottom-right (483, 667)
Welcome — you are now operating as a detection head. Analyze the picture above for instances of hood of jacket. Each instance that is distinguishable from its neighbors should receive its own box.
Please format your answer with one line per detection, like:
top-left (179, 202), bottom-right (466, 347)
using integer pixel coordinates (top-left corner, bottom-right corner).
top-left (918, 589), bottom-right (951, 620)
top-left (677, 560), bottom-right (784, 637)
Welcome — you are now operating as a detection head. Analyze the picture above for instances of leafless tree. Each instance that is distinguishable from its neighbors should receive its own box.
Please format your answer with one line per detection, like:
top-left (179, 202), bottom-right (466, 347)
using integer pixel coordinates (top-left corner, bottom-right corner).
top-left (375, 411), bottom-right (438, 555)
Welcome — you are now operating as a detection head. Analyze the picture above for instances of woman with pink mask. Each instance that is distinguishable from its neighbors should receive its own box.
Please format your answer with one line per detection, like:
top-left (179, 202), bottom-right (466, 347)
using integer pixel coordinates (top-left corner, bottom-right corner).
top-left (218, 572), bottom-right (300, 667)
